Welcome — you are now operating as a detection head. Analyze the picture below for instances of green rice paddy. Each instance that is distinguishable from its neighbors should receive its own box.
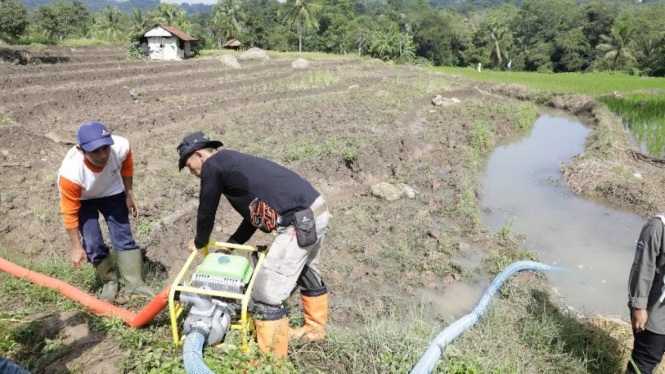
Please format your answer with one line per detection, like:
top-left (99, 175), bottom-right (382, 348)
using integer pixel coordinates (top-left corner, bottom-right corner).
top-left (599, 94), bottom-right (665, 157)
top-left (433, 67), bottom-right (665, 157)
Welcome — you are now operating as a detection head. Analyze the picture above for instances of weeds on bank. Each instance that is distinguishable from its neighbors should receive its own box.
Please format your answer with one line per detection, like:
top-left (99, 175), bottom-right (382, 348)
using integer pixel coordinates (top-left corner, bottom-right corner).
top-left (442, 279), bottom-right (629, 373)
top-left (483, 247), bottom-right (537, 276)
top-left (266, 71), bottom-right (339, 92)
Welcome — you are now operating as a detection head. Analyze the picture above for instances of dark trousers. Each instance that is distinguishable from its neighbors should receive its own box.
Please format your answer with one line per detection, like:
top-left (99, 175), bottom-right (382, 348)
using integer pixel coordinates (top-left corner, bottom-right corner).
top-left (628, 329), bottom-right (665, 374)
top-left (79, 192), bottom-right (137, 264)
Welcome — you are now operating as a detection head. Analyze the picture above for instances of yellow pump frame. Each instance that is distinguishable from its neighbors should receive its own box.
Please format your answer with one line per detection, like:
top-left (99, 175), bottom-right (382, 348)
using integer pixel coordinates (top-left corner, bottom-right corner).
top-left (168, 241), bottom-right (267, 353)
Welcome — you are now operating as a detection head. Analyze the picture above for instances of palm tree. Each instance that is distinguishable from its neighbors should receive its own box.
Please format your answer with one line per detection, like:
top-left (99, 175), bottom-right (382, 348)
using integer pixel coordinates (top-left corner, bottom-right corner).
top-left (149, 4), bottom-right (189, 32)
top-left (597, 22), bottom-right (636, 72)
top-left (211, 0), bottom-right (243, 48)
top-left (282, 0), bottom-right (319, 53)
top-left (488, 26), bottom-right (510, 69)
top-left (129, 7), bottom-right (148, 34)
top-left (97, 6), bottom-right (125, 41)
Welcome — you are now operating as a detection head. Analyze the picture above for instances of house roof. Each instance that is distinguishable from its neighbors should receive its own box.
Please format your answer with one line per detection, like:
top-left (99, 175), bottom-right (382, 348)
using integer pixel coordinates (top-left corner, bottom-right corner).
top-left (222, 38), bottom-right (243, 48)
top-left (144, 24), bottom-right (197, 41)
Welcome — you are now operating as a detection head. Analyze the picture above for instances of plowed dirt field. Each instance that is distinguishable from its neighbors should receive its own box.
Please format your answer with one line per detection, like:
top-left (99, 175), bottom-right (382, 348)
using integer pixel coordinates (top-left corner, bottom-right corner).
top-left (0, 46), bottom-right (543, 373)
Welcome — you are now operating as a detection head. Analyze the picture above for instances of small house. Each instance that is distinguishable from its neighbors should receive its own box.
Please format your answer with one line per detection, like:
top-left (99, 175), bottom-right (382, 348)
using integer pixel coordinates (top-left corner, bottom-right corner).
top-left (141, 24), bottom-right (197, 61)
top-left (221, 38), bottom-right (243, 50)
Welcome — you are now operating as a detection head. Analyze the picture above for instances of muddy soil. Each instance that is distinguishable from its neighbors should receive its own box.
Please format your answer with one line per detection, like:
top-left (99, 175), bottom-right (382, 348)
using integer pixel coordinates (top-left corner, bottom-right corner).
top-left (0, 46), bottom-right (645, 373)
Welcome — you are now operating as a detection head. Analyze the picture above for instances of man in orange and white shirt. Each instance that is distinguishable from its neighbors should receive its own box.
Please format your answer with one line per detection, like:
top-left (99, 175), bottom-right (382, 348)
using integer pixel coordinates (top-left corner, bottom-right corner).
top-left (58, 121), bottom-right (154, 302)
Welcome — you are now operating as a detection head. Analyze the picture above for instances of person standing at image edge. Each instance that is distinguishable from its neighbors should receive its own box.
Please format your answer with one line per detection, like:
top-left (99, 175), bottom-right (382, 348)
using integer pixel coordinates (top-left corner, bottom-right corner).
top-left (627, 213), bottom-right (665, 374)
top-left (57, 121), bottom-right (155, 302)
top-left (177, 132), bottom-right (331, 359)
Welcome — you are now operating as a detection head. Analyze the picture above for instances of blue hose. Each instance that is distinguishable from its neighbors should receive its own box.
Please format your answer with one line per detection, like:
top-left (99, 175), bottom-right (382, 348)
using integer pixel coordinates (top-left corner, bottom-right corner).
top-left (183, 330), bottom-right (215, 374)
top-left (410, 261), bottom-right (562, 374)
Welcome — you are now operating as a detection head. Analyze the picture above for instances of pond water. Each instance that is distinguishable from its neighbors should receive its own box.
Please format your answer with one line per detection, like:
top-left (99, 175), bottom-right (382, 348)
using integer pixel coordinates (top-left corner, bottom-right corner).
top-left (479, 112), bottom-right (647, 317)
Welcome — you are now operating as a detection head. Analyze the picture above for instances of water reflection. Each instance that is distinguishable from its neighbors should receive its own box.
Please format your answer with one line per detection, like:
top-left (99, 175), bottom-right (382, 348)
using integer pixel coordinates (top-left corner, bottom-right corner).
top-left (481, 112), bottom-right (646, 316)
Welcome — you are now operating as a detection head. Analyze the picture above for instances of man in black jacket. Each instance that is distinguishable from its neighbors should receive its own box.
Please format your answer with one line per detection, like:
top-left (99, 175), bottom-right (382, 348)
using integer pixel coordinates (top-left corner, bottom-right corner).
top-left (177, 132), bottom-right (331, 359)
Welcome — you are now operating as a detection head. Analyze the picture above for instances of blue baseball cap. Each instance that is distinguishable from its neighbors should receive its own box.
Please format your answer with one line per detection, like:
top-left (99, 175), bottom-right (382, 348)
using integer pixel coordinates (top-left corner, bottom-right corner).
top-left (77, 121), bottom-right (114, 152)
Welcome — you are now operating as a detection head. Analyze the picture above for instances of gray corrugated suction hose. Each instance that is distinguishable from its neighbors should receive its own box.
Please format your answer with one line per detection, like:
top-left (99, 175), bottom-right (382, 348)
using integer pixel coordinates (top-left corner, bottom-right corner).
top-left (183, 329), bottom-right (215, 374)
top-left (410, 261), bottom-right (563, 374)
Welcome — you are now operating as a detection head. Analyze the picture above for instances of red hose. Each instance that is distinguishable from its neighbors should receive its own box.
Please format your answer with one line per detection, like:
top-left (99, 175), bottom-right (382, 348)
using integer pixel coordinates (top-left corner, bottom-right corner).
top-left (0, 257), bottom-right (169, 328)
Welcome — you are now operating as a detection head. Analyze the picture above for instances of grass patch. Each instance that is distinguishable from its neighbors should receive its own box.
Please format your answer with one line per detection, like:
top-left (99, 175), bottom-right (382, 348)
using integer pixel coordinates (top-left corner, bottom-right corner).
top-left (268, 71), bottom-right (340, 92)
top-left (266, 51), bottom-right (361, 61)
top-left (199, 49), bottom-right (361, 61)
top-left (291, 305), bottom-right (439, 373)
top-left (468, 120), bottom-right (495, 154)
top-left (598, 93), bottom-right (665, 157)
top-left (1, 115), bottom-right (14, 126)
top-left (284, 136), bottom-right (366, 164)
top-left (58, 38), bottom-right (122, 47)
top-left (483, 247), bottom-right (538, 276)
top-left (433, 67), bottom-right (665, 96)
top-left (443, 279), bottom-right (629, 374)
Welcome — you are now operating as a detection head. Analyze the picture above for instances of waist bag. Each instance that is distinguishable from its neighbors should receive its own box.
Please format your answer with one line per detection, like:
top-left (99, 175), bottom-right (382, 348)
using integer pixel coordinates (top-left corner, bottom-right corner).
top-left (294, 208), bottom-right (317, 247)
top-left (249, 198), bottom-right (278, 233)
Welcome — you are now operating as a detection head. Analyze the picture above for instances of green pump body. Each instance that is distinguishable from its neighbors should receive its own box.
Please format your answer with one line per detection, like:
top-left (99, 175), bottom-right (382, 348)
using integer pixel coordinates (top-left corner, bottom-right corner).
top-left (197, 253), bottom-right (252, 284)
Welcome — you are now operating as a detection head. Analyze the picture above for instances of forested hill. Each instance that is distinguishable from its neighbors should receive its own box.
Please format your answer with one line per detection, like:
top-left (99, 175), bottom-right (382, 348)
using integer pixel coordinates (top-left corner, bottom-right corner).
top-left (16, 0), bottom-right (212, 15)
top-left (431, 0), bottom-right (663, 10)
top-left (16, 0), bottom-right (664, 15)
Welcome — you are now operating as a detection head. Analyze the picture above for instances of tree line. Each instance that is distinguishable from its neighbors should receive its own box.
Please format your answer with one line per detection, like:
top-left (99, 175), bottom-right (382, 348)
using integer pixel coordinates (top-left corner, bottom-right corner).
top-left (1, 0), bottom-right (664, 76)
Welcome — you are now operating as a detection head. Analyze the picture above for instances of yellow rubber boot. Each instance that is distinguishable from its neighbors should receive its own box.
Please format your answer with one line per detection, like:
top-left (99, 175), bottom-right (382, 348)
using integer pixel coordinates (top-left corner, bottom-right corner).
top-left (289, 293), bottom-right (327, 342)
top-left (255, 317), bottom-right (289, 359)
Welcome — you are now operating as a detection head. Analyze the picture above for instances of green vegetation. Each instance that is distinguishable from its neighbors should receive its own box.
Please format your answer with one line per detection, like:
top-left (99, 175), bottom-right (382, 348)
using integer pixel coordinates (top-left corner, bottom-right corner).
top-left (598, 93), bottom-right (665, 157)
top-left (0, 0), bottom-right (28, 40)
top-left (284, 137), bottom-right (366, 165)
top-left (0, 115), bottom-right (13, 126)
top-left (271, 70), bottom-right (340, 91)
top-left (2, 0), bottom-right (665, 76)
top-left (432, 68), bottom-right (665, 96)
top-left (57, 38), bottom-right (121, 46)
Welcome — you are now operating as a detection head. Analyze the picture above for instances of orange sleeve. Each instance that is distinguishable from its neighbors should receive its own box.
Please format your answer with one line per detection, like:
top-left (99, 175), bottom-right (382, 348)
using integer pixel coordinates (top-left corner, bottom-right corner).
top-left (121, 149), bottom-right (134, 177)
top-left (59, 176), bottom-right (82, 229)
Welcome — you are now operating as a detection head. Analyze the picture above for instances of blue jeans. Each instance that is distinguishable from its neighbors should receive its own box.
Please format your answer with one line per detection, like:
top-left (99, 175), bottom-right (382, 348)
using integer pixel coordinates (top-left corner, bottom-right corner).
top-left (0, 358), bottom-right (31, 374)
top-left (79, 192), bottom-right (138, 264)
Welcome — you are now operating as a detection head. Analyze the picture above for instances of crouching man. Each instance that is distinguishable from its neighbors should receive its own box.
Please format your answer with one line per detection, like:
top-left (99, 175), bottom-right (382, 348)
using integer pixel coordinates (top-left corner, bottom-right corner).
top-left (58, 121), bottom-right (155, 302)
top-left (178, 132), bottom-right (331, 359)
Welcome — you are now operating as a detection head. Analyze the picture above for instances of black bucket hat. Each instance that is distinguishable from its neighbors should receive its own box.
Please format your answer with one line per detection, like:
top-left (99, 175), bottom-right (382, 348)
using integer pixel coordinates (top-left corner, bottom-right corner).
top-left (177, 132), bottom-right (223, 170)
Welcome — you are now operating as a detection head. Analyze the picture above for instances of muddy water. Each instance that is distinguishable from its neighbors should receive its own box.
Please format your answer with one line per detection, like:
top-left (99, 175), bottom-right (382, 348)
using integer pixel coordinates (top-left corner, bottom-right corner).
top-left (480, 111), bottom-right (646, 317)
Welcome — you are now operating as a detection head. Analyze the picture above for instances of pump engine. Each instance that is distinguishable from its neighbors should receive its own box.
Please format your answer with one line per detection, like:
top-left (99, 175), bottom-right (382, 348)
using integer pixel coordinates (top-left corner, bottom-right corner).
top-left (180, 253), bottom-right (253, 345)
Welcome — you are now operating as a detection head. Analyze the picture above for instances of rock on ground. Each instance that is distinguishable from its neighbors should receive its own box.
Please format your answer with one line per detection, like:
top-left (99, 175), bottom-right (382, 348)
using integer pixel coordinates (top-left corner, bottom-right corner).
top-left (432, 95), bottom-right (461, 106)
top-left (371, 182), bottom-right (417, 201)
top-left (218, 54), bottom-right (241, 69)
top-left (239, 47), bottom-right (270, 61)
top-left (291, 58), bottom-right (310, 69)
